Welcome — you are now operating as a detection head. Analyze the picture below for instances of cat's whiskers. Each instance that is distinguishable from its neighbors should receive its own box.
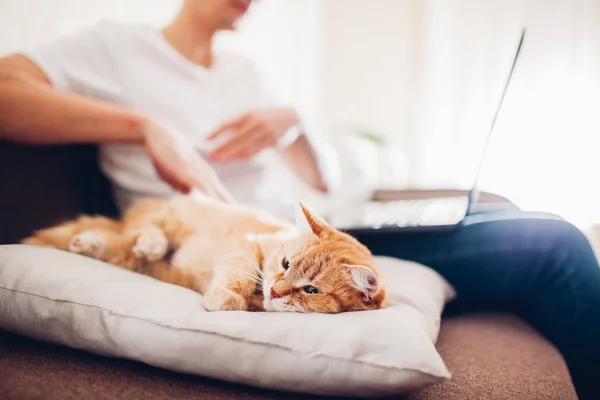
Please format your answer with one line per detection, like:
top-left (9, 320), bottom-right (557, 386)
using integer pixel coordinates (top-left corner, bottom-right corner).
top-left (232, 268), bottom-right (265, 292)
top-left (238, 257), bottom-right (266, 281)
top-left (251, 263), bottom-right (266, 280)
top-left (233, 268), bottom-right (262, 284)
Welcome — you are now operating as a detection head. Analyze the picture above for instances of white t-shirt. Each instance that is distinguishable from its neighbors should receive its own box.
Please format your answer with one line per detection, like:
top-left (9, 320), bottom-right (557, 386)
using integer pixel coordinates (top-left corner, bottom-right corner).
top-left (23, 21), bottom-right (297, 218)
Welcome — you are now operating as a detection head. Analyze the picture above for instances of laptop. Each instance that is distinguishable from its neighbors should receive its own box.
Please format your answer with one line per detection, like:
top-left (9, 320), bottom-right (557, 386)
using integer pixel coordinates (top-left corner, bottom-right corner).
top-left (332, 29), bottom-right (526, 235)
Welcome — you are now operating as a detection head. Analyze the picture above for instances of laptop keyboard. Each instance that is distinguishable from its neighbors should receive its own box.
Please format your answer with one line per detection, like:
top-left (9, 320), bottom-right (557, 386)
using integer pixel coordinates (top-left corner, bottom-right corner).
top-left (331, 197), bottom-right (469, 229)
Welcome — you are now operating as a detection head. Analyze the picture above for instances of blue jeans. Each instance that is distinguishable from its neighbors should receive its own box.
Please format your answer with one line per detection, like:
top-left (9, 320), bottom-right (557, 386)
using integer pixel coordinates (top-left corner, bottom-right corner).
top-left (350, 211), bottom-right (600, 399)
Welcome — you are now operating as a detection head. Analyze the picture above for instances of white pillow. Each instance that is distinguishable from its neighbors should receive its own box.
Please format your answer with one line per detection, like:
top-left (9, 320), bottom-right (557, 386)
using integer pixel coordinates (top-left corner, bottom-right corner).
top-left (0, 245), bottom-right (455, 397)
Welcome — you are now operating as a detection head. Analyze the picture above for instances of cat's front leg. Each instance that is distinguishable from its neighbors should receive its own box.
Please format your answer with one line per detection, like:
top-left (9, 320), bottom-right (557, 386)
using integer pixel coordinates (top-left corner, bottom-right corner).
top-left (204, 288), bottom-right (248, 312)
top-left (131, 227), bottom-right (169, 262)
top-left (69, 230), bottom-right (108, 259)
top-left (203, 250), bottom-right (261, 312)
top-left (69, 229), bottom-right (133, 269)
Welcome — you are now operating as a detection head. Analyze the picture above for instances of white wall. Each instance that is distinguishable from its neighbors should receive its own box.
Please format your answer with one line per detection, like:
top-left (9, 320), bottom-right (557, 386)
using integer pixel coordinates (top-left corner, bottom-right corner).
top-left (320, 0), bottom-right (412, 131)
top-left (318, 0), bottom-right (423, 188)
top-left (318, 0), bottom-right (522, 189)
top-left (0, 0), bottom-right (179, 53)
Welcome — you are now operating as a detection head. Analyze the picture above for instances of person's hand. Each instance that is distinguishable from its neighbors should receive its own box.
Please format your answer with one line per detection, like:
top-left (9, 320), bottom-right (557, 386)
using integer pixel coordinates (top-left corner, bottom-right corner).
top-left (142, 119), bottom-right (234, 203)
top-left (207, 108), bottom-right (301, 162)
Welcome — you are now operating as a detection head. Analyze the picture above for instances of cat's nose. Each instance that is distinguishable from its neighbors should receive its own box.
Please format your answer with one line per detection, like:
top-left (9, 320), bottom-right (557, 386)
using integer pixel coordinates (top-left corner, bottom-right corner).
top-left (270, 287), bottom-right (281, 299)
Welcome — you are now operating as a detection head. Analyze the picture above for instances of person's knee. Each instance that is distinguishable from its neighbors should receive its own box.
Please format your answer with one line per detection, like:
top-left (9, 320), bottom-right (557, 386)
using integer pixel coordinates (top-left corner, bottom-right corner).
top-left (471, 211), bottom-right (593, 254)
top-left (527, 218), bottom-right (599, 280)
top-left (535, 218), bottom-right (591, 251)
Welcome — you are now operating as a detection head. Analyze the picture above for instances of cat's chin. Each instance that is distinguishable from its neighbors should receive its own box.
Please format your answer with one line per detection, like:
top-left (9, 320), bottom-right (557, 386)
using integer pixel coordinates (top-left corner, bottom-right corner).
top-left (263, 298), bottom-right (285, 312)
top-left (263, 299), bottom-right (276, 312)
top-left (263, 298), bottom-right (301, 313)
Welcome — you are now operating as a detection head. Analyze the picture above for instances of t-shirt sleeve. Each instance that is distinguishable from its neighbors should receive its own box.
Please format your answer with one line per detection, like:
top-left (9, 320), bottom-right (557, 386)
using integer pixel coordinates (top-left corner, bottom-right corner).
top-left (20, 22), bottom-right (121, 98)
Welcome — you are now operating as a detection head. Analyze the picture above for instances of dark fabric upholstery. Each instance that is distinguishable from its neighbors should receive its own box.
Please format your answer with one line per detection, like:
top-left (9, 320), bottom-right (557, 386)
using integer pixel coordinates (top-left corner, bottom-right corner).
top-left (0, 142), bottom-right (117, 244)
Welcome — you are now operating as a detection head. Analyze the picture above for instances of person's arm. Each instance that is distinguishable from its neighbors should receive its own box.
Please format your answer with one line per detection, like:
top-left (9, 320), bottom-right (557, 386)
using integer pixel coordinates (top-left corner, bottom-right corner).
top-left (0, 55), bottom-right (147, 144)
top-left (276, 123), bottom-right (329, 193)
top-left (0, 55), bottom-right (233, 202)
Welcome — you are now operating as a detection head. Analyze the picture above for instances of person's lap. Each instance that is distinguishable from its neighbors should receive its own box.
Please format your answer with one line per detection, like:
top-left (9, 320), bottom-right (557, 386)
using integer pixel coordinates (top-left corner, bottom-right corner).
top-left (349, 210), bottom-right (600, 398)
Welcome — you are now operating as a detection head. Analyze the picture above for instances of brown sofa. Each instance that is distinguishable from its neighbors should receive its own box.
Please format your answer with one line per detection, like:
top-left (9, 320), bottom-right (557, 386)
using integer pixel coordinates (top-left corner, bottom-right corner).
top-left (0, 142), bottom-right (578, 400)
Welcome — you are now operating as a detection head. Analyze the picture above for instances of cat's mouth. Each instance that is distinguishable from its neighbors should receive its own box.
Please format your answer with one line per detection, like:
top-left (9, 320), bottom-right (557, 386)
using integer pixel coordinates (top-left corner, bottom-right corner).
top-left (262, 284), bottom-right (282, 312)
top-left (264, 298), bottom-right (304, 313)
top-left (263, 298), bottom-right (276, 312)
top-left (261, 268), bottom-right (301, 312)
top-left (263, 289), bottom-right (304, 313)
top-left (263, 297), bottom-right (287, 312)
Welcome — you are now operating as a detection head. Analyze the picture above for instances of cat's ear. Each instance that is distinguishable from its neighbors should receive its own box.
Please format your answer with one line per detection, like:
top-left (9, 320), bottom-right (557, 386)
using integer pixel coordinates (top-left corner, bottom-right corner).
top-left (296, 202), bottom-right (329, 237)
top-left (344, 264), bottom-right (381, 302)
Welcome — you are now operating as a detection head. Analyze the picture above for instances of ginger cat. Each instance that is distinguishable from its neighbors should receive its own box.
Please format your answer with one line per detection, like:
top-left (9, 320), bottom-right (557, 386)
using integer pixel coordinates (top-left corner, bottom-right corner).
top-left (22, 194), bottom-right (387, 313)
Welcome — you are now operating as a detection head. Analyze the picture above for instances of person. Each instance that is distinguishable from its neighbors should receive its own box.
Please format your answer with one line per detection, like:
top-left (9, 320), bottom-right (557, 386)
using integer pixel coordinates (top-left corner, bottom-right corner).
top-left (0, 0), bottom-right (330, 217)
top-left (0, 0), bottom-right (598, 397)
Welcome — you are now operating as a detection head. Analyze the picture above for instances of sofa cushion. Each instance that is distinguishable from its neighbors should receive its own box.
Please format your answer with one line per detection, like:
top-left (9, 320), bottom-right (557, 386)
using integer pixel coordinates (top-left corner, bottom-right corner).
top-left (0, 245), bottom-right (455, 398)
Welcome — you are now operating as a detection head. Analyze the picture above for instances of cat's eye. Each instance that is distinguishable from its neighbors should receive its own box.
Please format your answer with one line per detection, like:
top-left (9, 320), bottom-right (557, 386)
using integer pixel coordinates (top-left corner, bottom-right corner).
top-left (282, 258), bottom-right (290, 270)
top-left (304, 286), bottom-right (319, 294)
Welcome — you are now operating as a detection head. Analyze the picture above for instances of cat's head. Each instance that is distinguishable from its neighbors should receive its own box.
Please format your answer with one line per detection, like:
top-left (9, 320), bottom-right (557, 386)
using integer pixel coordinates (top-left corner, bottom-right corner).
top-left (260, 203), bottom-right (387, 313)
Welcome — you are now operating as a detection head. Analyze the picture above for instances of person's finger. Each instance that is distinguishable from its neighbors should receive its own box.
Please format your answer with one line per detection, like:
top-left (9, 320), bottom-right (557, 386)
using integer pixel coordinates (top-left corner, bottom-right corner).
top-left (208, 114), bottom-right (247, 140)
top-left (210, 123), bottom-right (263, 161)
top-left (164, 169), bottom-right (193, 193)
top-left (195, 177), bottom-right (234, 204)
top-left (153, 150), bottom-right (214, 196)
top-left (175, 184), bottom-right (191, 194)
top-left (159, 161), bottom-right (232, 202)
top-left (153, 162), bottom-right (191, 193)
top-left (234, 134), bottom-right (273, 160)
top-left (183, 158), bottom-right (235, 203)
top-left (211, 180), bottom-right (236, 204)
top-left (210, 133), bottom-right (255, 161)
top-left (145, 126), bottom-right (233, 201)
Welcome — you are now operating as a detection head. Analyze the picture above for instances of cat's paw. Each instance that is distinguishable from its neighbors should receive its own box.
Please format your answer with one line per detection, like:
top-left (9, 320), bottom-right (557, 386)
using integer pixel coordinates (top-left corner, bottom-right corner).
top-left (132, 229), bottom-right (168, 262)
top-left (204, 290), bottom-right (248, 312)
top-left (69, 231), bottom-right (106, 259)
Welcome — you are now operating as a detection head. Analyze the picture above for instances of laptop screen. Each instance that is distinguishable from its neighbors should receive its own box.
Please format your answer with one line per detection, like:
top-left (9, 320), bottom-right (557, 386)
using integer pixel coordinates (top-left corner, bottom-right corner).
top-left (467, 28), bottom-right (527, 211)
